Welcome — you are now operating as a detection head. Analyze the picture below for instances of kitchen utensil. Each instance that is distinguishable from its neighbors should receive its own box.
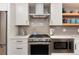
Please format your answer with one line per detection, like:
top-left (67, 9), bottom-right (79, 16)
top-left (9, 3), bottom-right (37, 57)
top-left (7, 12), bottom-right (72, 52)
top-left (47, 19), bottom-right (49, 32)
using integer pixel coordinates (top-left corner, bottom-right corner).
top-left (70, 10), bottom-right (73, 13)
top-left (62, 8), bottom-right (66, 13)
top-left (50, 28), bottom-right (55, 35)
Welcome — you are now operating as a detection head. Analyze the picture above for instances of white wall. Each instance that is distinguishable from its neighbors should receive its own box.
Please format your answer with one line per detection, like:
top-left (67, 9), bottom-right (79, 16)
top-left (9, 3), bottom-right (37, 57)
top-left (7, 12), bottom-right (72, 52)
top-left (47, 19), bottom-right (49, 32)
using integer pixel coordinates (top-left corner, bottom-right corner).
top-left (7, 3), bottom-right (19, 55)
top-left (7, 3), bottom-right (17, 37)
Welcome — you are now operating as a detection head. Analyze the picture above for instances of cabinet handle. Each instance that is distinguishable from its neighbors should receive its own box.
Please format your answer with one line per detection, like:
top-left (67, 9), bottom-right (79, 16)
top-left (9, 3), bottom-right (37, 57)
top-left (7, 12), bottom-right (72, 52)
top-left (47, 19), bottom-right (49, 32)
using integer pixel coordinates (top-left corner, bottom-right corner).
top-left (75, 44), bottom-right (76, 49)
top-left (16, 48), bottom-right (23, 49)
top-left (17, 41), bottom-right (23, 42)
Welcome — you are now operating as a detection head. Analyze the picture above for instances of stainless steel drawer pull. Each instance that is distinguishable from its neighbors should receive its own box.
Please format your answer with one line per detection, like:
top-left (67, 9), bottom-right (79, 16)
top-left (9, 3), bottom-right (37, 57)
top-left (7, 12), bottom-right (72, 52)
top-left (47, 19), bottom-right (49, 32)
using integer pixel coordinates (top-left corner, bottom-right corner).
top-left (16, 48), bottom-right (23, 49)
top-left (17, 41), bottom-right (23, 42)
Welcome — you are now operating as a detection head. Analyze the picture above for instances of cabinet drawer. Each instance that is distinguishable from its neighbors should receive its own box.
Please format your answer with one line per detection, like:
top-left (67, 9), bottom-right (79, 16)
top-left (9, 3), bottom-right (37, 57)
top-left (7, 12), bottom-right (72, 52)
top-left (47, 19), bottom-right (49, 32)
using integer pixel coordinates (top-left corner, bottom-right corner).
top-left (9, 39), bottom-right (28, 44)
top-left (8, 50), bottom-right (28, 55)
top-left (8, 44), bottom-right (28, 51)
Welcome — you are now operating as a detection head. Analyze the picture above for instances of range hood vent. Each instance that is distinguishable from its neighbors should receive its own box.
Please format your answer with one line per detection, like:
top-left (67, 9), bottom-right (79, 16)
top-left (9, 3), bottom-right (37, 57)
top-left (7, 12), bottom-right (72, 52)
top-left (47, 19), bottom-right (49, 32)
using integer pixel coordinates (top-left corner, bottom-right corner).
top-left (30, 15), bottom-right (49, 19)
top-left (29, 3), bottom-right (50, 19)
top-left (35, 3), bottom-right (44, 15)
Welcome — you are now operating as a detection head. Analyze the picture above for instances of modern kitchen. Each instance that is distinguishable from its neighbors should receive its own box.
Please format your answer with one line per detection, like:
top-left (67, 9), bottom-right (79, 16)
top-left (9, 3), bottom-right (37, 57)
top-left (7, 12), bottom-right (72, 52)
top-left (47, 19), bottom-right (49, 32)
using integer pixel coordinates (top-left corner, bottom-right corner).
top-left (1, 3), bottom-right (79, 55)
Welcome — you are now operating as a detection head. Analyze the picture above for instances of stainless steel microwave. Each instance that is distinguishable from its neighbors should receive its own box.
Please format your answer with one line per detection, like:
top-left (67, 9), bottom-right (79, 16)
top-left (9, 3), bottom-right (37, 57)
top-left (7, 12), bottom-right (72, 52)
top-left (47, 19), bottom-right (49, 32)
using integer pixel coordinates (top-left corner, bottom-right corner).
top-left (51, 39), bottom-right (74, 53)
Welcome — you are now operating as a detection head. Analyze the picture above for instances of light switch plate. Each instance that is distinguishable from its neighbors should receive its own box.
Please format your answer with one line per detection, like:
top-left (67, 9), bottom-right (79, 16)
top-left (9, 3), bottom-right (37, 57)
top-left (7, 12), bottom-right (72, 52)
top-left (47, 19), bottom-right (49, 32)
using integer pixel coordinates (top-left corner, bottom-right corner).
top-left (77, 28), bottom-right (79, 32)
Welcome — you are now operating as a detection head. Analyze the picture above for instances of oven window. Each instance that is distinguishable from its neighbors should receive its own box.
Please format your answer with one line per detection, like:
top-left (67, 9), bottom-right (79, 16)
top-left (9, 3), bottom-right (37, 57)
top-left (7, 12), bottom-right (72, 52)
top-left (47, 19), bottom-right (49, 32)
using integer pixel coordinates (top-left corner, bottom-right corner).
top-left (30, 44), bottom-right (49, 55)
top-left (54, 42), bottom-right (68, 49)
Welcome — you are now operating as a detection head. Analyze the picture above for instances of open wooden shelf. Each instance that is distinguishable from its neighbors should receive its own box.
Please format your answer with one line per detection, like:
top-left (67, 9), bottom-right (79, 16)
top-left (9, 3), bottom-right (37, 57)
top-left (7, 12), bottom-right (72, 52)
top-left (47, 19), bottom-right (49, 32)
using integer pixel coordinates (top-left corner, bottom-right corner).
top-left (63, 13), bottom-right (79, 16)
top-left (63, 23), bottom-right (79, 26)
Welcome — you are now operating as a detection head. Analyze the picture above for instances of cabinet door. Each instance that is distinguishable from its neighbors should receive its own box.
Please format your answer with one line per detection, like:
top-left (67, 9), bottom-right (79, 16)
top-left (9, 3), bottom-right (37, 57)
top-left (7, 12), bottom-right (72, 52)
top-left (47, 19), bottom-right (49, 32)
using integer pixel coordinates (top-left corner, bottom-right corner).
top-left (8, 38), bottom-right (28, 55)
top-left (74, 38), bottom-right (79, 54)
top-left (16, 3), bottom-right (29, 25)
top-left (8, 50), bottom-right (28, 55)
top-left (50, 3), bottom-right (62, 25)
top-left (0, 4), bottom-right (8, 11)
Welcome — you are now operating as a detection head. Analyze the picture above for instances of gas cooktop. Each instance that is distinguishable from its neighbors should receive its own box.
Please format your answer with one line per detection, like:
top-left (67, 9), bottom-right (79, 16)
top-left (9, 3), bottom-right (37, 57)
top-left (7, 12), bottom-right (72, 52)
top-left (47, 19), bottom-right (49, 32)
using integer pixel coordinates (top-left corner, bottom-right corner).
top-left (29, 34), bottom-right (50, 38)
top-left (28, 34), bottom-right (50, 42)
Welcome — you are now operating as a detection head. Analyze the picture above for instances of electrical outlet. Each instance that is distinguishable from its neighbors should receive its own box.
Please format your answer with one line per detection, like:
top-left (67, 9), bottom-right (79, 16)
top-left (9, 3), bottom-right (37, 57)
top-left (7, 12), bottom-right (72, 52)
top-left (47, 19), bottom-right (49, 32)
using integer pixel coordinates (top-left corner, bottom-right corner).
top-left (63, 28), bottom-right (66, 32)
top-left (77, 28), bottom-right (79, 32)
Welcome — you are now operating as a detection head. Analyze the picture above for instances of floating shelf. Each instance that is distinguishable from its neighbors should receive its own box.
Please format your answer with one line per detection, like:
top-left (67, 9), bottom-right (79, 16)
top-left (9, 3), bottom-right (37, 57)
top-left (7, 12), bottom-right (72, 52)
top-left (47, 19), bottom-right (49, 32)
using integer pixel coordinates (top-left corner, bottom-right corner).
top-left (63, 23), bottom-right (79, 26)
top-left (63, 13), bottom-right (79, 16)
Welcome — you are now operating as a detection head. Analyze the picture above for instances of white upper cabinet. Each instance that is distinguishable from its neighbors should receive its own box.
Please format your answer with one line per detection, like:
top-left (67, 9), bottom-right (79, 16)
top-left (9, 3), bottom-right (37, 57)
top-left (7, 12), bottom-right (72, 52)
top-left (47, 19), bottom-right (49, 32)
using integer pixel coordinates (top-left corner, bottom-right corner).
top-left (16, 3), bottom-right (29, 25)
top-left (50, 3), bottom-right (62, 25)
top-left (74, 38), bottom-right (79, 54)
top-left (35, 3), bottom-right (44, 15)
top-left (29, 3), bottom-right (50, 15)
top-left (0, 4), bottom-right (8, 11)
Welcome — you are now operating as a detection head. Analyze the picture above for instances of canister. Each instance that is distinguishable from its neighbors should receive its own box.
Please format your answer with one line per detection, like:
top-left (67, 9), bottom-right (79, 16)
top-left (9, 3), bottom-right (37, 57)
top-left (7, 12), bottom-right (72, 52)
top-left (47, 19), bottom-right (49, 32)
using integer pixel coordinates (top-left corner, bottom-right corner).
top-left (66, 18), bottom-right (71, 23)
top-left (67, 19), bottom-right (71, 23)
top-left (71, 18), bottom-right (76, 24)
top-left (76, 19), bottom-right (79, 24)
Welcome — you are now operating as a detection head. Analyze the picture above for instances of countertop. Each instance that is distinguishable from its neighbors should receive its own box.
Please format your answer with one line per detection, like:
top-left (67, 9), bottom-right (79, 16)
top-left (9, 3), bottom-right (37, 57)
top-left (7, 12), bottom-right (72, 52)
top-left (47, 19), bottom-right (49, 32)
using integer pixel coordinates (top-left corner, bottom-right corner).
top-left (9, 35), bottom-right (79, 39)
top-left (9, 34), bottom-right (30, 38)
top-left (50, 35), bottom-right (79, 39)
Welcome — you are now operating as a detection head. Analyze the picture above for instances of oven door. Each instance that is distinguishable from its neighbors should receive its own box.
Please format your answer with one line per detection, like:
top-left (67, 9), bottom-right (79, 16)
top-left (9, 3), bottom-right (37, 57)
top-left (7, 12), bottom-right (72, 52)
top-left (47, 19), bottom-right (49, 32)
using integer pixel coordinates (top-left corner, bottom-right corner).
top-left (52, 39), bottom-right (74, 53)
top-left (28, 42), bottom-right (51, 55)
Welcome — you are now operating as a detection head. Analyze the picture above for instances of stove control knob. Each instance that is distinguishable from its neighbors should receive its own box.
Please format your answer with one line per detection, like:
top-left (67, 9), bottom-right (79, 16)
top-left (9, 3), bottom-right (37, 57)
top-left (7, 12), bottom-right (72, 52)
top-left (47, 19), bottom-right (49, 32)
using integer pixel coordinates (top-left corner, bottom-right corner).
top-left (32, 39), bottom-right (33, 41)
top-left (30, 39), bottom-right (32, 41)
top-left (39, 39), bottom-right (41, 41)
top-left (46, 39), bottom-right (49, 41)
top-left (45, 39), bottom-right (48, 41)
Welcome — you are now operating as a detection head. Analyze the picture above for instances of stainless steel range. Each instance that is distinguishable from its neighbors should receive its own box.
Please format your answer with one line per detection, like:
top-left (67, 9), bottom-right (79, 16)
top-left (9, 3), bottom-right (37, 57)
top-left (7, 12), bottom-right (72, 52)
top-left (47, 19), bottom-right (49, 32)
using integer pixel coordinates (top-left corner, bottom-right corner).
top-left (28, 34), bottom-right (51, 55)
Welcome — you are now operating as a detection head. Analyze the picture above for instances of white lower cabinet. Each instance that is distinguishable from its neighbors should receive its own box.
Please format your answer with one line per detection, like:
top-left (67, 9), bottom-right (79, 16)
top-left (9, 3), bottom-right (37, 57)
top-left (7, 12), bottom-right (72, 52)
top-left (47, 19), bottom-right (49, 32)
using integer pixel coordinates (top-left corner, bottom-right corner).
top-left (8, 50), bottom-right (27, 55)
top-left (74, 38), bottom-right (79, 54)
top-left (8, 38), bottom-right (28, 55)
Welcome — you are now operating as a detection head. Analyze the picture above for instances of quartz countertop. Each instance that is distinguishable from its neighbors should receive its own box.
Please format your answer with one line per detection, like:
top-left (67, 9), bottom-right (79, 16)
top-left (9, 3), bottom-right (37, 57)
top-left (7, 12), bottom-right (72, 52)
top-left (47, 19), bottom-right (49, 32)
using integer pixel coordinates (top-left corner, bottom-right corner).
top-left (9, 35), bottom-right (79, 39)
top-left (50, 35), bottom-right (79, 39)
top-left (9, 34), bottom-right (30, 38)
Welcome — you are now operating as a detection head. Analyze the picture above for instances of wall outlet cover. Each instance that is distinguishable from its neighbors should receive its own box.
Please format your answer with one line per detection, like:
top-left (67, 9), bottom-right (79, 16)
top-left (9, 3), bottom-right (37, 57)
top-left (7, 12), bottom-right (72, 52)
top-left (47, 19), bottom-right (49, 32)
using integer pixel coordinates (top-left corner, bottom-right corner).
top-left (63, 28), bottom-right (66, 32)
top-left (77, 28), bottom-right (79, 32)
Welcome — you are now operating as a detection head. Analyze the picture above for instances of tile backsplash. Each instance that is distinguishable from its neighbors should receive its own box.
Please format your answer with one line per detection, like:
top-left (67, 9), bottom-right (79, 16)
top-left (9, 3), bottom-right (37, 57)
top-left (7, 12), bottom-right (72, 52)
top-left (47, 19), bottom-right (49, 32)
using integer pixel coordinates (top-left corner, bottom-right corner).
top-left (17, 18), bottom-right (50, 35)
top-left (50, 26), bottom-right (79, 35)
top-left (17, 26), bottom-right (79, 35)
top-left (27, 18), bottom-right (49, 34)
